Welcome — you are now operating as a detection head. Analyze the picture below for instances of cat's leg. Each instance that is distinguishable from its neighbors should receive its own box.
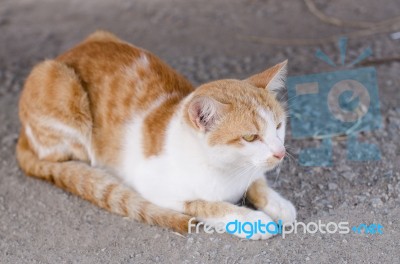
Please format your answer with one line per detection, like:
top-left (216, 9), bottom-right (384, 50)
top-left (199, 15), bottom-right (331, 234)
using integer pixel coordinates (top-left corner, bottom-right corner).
top-left (184, 200), bottom-right (274, 240)
top-left (19, 60), bottom-right (94, 164)
top-left (24, 122), bottom-right (90, 163)
top-left (247, 178), bottom-right (296, 224)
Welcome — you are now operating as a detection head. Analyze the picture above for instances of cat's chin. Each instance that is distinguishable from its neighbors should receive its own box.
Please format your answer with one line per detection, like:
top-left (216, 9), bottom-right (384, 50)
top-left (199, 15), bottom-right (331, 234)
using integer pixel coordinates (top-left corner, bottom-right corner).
top-left (263, 162), bottom-right (282, 172)
top-left (245, 162), bottom-right (280, 174)
top-left (265, 157), bottom-right (285, 170)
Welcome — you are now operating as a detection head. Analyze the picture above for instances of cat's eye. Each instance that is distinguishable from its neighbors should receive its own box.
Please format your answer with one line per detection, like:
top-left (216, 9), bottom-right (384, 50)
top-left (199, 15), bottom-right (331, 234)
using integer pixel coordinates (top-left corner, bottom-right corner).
top-left (242, 134), bottom-right (258, 142)
top-left (276, 122), bottom-right (282, 129)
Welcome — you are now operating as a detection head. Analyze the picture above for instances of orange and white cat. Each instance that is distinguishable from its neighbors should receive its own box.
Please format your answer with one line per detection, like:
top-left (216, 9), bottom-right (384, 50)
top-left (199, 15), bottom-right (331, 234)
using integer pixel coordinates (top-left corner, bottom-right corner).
top-left (16, 31), bottom-right (296, 240)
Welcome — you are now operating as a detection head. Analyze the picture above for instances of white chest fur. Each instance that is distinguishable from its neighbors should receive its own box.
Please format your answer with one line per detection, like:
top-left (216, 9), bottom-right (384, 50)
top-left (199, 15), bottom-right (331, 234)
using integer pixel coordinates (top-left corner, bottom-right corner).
top-left (119, 112), bottom-right (263, 212)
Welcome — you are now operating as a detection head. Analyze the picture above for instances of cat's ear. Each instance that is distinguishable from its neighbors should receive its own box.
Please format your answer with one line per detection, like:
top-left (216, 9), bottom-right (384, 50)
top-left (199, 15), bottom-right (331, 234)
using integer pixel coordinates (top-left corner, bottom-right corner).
top-left (246, 60), bottom-right (287, 93)
top-left (187, 96), bottom-right (229, 132)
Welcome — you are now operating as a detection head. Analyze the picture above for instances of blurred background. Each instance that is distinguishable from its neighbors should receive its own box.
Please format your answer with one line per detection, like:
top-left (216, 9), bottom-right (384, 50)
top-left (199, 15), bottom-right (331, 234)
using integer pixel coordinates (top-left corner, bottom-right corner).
top-left (0, 0), bottom-right (399, 263)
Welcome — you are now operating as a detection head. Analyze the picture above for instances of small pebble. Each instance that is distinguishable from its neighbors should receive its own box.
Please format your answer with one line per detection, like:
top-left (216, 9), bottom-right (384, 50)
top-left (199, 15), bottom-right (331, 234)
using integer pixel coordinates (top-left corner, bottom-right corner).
top-left (328, 183), bottom-right (338, 190)
top-left (370, 197), bottom-right (384, 208)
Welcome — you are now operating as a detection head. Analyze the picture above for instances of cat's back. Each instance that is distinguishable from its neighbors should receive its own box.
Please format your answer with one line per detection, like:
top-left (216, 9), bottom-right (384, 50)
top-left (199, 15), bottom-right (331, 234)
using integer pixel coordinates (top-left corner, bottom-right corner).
top-left (57, 31), bottom-right (194, 109)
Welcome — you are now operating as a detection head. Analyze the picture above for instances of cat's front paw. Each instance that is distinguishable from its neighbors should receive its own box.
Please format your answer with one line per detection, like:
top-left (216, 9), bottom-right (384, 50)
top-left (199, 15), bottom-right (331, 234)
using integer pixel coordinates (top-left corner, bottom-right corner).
top-left (263, 189), bottom-right (296, 224)
top-left (210, 211), bottom-right (275, 240)
top-left (240, 211), bottom-right (275, 240)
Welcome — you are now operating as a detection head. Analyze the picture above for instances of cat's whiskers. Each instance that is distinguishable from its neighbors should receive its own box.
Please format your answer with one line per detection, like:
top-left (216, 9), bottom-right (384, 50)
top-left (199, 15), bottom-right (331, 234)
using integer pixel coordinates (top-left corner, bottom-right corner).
top-left (286, 152), bottom-right (296, 163)
top-left (282, 94), bottom-right (299, 106)
top-left (284, 144), bottom-right (296, 164)
top-left (221, 163), bottom-right (255, 199)
top-left (226, 164), bottom-right (253, 185)
top-left (273, 163), bottom-right (282, 185)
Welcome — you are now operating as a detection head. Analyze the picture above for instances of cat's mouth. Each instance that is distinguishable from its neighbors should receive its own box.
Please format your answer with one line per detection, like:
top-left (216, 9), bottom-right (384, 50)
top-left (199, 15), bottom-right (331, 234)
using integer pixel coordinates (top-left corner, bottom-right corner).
top-left (263, 157), bottom-right (284, 170)
top-left (249, 158), bottom-right (283, 172)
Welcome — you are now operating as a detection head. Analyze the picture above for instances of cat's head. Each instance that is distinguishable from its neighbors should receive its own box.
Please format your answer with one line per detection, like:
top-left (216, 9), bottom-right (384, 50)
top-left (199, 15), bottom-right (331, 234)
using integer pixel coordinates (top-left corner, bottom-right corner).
top-left (184, 60), bottom-right (287, 172)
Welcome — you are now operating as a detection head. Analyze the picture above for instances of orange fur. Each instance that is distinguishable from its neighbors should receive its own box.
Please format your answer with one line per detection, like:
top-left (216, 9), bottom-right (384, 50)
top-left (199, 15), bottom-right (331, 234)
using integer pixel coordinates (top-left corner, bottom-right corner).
top-left (246, 178), bottom-right (269, 209)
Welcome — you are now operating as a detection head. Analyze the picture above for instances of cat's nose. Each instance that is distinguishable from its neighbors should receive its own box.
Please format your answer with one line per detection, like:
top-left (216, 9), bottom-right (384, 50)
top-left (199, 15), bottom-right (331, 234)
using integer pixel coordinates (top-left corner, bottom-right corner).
top-left (273, 149), bottom-right (285, 160)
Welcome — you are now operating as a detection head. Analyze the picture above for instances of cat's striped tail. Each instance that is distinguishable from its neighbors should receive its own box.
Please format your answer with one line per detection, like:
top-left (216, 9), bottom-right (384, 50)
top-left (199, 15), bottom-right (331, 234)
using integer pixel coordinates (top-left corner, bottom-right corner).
top-left (16, 131), bottom-right (191, 233)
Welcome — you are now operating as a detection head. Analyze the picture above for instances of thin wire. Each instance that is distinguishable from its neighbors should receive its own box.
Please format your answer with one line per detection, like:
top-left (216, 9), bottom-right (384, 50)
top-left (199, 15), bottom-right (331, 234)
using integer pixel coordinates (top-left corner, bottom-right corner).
top-left (237, 0), bottom-right (400, 46)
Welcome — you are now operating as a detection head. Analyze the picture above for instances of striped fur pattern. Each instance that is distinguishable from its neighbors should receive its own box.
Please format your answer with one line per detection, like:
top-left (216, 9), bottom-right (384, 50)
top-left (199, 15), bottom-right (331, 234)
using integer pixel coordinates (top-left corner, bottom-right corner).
top-left (16, 31), bottom-right (296, 239)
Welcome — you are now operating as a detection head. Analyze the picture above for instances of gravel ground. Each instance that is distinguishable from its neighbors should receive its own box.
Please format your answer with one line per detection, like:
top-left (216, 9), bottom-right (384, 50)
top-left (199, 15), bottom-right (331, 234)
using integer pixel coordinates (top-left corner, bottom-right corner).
top-left (0, 0), bottom-right (399, 263)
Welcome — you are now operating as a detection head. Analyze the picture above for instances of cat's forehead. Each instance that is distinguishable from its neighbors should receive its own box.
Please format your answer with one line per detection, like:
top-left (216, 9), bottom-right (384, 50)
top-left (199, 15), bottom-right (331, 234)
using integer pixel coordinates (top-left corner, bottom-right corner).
top-left (220, 99), bottom-right (284, 135)
top-left (201, 80), bottom-right (270, 102)
top-left (230, 101), bottom-right (285, 136)
top-left (198, 79), bottom-right (285, 120)
top-left (230, 90), bottom-right (285, 121)
top-left (249, 107), bottom-right (281, 129)
top-left (257, 107), bottom-right (273, 121)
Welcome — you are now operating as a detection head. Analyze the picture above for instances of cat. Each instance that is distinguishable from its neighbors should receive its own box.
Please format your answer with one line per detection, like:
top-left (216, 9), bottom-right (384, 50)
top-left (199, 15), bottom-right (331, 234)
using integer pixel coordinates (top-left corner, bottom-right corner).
top-left (16, 31), bottom-right (296, 240)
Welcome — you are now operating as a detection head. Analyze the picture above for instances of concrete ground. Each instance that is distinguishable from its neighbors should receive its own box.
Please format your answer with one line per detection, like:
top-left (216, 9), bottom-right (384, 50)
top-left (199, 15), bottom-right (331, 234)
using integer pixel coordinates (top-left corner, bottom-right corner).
top-left (1, 0), bottom-right (400, 263)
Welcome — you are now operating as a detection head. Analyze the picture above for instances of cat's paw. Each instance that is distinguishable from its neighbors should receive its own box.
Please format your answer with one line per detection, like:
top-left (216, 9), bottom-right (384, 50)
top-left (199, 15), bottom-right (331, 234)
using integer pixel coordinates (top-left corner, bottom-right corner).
top-left (239, 211), bottom-right (275, 240)
top-left (262, 189), bottom-right (296, 224)
top-left (207, 210), bottom-right (275, 240)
